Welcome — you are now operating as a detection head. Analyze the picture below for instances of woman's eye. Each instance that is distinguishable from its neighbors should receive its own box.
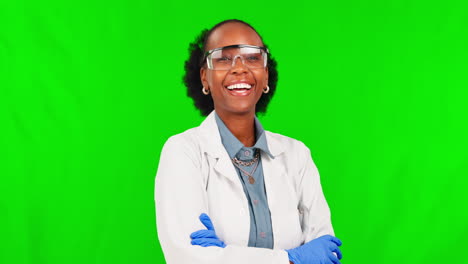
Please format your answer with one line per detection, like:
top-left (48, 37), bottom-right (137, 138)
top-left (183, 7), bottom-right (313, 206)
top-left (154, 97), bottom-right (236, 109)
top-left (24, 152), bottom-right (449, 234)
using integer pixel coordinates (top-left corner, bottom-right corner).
top-left (246, 56), bottom-right (260, 61)
top-left (216, 57), bottom-right (231, 62)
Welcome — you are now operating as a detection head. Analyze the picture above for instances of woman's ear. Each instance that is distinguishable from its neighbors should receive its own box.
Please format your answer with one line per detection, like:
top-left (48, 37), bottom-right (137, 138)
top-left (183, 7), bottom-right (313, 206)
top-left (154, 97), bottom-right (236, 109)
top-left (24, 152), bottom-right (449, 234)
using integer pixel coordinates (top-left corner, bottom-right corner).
top-left (200, 67), bottom-right (208, 89)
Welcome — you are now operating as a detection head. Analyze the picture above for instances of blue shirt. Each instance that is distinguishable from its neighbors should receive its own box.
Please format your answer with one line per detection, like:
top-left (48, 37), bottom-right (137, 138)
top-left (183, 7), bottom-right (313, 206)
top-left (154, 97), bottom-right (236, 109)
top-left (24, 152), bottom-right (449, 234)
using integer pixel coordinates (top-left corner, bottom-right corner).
top-left (214, 112), bottom-right (274, 249)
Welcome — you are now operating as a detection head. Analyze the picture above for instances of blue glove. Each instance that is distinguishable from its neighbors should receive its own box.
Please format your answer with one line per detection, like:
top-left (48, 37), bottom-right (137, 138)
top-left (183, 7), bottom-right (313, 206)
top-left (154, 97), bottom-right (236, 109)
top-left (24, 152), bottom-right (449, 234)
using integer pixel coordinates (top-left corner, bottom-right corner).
top-left (286, 235), bottom-right (343, 264)
top-left (190, 213), bottom-right (226, 248)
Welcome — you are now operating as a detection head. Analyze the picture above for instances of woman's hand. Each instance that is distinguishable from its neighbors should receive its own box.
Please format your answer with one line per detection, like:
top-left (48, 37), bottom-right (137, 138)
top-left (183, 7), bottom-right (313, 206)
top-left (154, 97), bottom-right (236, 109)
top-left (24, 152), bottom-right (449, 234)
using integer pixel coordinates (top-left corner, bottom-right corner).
top-left (285, 235), bottom-right (342, 264)
top-left (190, 213), bottom-right (227, 248)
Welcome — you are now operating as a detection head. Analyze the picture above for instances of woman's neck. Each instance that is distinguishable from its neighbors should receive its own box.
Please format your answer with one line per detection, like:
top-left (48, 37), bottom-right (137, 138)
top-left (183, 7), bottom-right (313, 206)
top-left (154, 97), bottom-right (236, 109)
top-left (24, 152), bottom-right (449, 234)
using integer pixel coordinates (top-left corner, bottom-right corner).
top-left (217, 111), bottom-right (256, 147)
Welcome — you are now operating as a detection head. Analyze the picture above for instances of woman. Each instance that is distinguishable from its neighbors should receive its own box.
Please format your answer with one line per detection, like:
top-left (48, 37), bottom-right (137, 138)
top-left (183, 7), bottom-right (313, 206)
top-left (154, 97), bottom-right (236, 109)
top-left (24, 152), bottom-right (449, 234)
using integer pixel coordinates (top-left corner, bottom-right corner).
top-left (155, 19), bottom-right (343, 264)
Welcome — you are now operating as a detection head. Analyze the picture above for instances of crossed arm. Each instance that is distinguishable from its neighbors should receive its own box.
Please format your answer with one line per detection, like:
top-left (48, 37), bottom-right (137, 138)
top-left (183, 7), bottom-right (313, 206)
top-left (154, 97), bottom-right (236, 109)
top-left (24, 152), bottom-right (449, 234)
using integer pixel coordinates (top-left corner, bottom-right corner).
top-left (190, 213), bottom-right (342, 264)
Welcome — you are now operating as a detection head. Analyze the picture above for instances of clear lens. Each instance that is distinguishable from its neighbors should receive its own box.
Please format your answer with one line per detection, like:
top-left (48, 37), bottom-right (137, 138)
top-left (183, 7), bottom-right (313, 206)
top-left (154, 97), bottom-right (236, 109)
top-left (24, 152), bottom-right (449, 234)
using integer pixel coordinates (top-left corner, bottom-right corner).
top-left (207, 46), bottom-right (267, 70)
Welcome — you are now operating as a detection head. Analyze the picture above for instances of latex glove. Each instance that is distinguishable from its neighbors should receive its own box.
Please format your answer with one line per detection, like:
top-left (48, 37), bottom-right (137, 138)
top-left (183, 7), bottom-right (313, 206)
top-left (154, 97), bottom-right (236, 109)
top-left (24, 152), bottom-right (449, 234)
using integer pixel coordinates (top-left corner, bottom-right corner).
top-left (190, 213), bottom-right (226, 248)
top-left (286, 235), bottom-right (342, 264)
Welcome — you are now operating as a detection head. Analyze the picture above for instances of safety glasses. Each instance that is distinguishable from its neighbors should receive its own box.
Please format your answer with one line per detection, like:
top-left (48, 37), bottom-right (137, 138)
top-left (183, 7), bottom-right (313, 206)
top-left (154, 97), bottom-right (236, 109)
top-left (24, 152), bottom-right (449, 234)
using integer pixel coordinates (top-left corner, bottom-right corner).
top-left (203, 44), bottom-right (269, 70)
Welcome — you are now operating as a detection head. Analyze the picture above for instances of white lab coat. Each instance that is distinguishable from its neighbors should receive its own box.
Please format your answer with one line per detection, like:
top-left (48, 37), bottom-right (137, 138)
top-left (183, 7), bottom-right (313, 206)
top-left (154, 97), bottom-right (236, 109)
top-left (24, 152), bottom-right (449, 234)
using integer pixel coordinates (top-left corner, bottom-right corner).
top-left (155, 111), bottom-right (335, 264)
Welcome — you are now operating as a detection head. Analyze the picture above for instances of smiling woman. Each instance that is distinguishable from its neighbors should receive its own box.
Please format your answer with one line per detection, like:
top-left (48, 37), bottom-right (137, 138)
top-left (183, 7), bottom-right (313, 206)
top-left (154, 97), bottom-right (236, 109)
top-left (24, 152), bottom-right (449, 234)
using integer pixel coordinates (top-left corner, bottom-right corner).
top-left (183, 20), bottom-right (278, 118)
top-left (154, 19), bottom-right (343, 264)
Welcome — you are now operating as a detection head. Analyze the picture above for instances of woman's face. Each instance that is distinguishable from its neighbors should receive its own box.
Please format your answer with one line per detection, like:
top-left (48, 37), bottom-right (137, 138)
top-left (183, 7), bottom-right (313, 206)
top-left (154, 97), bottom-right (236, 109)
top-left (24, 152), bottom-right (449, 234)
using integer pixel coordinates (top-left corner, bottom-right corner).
top-left (200, 22), bottom-right (268, 117)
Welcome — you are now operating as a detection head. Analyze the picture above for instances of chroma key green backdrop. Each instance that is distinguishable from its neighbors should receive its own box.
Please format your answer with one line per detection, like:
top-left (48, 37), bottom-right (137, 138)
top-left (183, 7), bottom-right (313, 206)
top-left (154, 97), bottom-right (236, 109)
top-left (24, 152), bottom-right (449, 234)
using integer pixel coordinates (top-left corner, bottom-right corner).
top-left (1, 0), bottom-right (467, 263)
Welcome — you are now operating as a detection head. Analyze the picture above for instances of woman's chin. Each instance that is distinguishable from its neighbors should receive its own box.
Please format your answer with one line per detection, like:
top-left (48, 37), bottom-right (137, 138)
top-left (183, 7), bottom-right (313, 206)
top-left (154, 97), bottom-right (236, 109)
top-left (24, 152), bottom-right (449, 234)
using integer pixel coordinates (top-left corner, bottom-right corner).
top-left (230, 107), bottom-right (256, 115)
top-left (218, 104), bottom-right (256, 116)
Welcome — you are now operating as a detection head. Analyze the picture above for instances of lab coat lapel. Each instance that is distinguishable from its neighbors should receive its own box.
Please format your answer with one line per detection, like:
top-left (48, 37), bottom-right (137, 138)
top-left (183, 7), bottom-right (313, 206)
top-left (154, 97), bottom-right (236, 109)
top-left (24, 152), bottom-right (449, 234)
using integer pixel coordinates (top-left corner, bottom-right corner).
top-left (213, 155), bottom-right (240, 185)
top-left (262, 153), bottom-right (286, 207)
top-left (263, 131), bottom-right (287, 249)
top-left (198, 111), bottom-right (244, 186)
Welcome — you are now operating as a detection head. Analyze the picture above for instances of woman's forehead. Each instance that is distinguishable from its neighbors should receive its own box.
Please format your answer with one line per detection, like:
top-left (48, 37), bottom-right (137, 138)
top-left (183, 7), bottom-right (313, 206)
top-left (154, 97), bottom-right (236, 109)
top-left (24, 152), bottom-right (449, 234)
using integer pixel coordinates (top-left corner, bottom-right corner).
top-left (205, 22), bottom-right (263, 51)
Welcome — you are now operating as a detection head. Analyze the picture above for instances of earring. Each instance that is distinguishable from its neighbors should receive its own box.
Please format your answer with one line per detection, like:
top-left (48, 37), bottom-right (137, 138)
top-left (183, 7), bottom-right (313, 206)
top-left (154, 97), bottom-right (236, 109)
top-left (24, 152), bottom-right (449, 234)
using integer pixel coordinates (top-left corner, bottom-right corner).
top-left (202, 86), bottom-right (210, 95)
top-left (263, 85), bottom-right (270, 94)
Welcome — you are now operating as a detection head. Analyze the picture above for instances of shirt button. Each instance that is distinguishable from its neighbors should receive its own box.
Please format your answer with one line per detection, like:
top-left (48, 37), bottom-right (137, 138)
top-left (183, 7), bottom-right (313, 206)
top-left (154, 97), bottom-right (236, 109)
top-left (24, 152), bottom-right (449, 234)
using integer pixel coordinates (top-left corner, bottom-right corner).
top-left (259, 232), bottom-right (266, 238)
top-left (253, 200), bottom-right (259, 205)
top-left (244, 150), bottom-right (251, 156)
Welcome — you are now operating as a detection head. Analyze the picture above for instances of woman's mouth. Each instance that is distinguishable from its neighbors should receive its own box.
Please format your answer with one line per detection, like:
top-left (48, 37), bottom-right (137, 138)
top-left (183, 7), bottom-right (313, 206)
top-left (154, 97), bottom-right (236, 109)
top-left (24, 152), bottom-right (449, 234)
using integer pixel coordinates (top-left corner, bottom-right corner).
top-left (225, 83), bottom-right (253, 96)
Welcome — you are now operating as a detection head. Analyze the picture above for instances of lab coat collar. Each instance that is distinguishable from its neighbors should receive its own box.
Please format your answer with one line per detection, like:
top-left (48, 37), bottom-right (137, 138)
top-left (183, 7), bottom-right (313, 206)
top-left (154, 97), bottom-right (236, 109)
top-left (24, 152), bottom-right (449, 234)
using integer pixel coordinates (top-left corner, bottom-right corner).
top-left (198, 111), bottom-right (286, 188)
top-left (198, 111), bottom-right (285, 159)
top-left (214, 111), bottom-right (274, 159)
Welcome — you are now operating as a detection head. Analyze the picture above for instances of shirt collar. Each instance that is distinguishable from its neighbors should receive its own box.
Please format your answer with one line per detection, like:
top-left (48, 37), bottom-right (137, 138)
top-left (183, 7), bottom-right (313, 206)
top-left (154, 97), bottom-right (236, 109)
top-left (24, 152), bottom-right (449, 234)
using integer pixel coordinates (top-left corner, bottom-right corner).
top-left (214, 111), bottom-right (274, 159)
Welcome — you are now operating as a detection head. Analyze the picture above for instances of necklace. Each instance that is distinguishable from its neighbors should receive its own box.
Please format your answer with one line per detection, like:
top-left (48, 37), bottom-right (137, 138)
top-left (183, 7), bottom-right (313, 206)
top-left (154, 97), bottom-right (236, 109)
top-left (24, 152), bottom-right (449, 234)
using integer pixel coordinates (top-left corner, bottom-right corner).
top-left (232, 151), bottom-right (260, 166)
top-left (231, 151), bottom-right (260, 184)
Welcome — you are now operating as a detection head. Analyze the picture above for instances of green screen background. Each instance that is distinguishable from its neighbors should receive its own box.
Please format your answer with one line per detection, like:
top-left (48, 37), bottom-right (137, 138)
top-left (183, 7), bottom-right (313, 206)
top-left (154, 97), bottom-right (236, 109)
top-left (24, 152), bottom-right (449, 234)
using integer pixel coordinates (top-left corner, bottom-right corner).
top-left (2, 0), bottom-right (467, 263)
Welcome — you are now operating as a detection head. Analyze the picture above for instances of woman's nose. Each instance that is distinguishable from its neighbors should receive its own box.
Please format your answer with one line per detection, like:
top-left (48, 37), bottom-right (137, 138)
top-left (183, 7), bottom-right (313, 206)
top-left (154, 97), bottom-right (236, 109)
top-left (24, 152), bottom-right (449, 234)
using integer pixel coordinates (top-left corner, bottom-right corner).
top-left (230, 55), bottom-right (248, 73)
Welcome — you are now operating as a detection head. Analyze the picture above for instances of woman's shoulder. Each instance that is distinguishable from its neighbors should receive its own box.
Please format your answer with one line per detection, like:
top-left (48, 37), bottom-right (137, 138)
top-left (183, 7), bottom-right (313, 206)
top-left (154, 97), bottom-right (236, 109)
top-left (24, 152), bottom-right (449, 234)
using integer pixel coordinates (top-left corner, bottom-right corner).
top-left (157, 126), bottom-right (207, 168)
top-left (162, 112), bottom-right (217, 150)
top-left (162, 126), bottom-right (202, 151)
top-left (265, 130), bottom-right (310, 154)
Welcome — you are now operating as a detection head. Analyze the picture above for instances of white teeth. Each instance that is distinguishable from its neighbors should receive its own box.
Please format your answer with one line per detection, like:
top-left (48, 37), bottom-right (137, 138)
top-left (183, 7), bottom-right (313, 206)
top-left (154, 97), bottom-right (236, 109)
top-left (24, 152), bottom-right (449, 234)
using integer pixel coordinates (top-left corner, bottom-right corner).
top-left (226, 83), bottom-right (252, 90)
